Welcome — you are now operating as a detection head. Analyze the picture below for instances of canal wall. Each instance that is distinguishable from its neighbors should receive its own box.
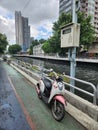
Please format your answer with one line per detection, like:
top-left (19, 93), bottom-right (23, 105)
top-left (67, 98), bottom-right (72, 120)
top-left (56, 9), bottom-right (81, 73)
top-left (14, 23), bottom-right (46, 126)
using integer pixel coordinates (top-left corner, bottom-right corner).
top-left (15, 55), bottom-right (98, 65)
top-left (10, 61), bottom-right (98, 130)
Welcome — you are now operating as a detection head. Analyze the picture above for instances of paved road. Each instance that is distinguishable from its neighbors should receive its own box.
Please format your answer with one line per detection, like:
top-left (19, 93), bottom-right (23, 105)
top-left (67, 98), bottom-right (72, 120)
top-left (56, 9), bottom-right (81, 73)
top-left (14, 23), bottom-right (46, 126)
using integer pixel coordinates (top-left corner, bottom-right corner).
top-left (0, 61), bottom-right (32, 130)
top-left (0, 61), bottom-right (87, 130)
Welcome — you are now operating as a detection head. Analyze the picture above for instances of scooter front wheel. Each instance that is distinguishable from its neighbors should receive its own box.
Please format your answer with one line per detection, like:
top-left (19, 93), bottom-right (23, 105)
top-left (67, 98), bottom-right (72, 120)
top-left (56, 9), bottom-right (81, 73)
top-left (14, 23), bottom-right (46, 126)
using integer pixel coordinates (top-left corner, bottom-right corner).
top-left (51, 100), bottom-right (65, 121)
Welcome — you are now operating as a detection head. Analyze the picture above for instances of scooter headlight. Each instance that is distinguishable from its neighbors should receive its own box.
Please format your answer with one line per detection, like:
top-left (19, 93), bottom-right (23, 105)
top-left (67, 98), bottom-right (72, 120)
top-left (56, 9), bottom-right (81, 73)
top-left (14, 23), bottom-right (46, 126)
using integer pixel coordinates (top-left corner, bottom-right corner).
top-left (58, 82), bottom-right (63, 90)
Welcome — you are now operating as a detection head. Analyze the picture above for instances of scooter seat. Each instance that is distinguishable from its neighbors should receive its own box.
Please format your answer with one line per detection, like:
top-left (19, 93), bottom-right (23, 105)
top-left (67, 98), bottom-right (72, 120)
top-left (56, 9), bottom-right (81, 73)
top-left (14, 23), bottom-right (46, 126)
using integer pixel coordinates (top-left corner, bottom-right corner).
top-left (42, 78), bottom-right (52, 97)
top-left (42, 78), bottom-right (52, 89)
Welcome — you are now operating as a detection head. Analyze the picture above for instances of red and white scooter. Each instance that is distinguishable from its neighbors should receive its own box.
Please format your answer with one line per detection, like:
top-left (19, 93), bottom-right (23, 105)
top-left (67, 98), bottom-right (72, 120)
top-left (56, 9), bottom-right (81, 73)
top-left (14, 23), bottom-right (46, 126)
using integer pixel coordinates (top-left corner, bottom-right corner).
top-left (36, 69), bottom-right (67, 121)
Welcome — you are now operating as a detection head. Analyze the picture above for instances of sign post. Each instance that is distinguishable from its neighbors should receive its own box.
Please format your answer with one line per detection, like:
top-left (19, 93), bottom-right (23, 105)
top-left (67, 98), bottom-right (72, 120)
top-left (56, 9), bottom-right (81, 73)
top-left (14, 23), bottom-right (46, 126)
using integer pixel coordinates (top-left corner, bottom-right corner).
top-left (61, 0), bottom-right (80, 93)
top-left (70, 0), bottom-right (77, 92)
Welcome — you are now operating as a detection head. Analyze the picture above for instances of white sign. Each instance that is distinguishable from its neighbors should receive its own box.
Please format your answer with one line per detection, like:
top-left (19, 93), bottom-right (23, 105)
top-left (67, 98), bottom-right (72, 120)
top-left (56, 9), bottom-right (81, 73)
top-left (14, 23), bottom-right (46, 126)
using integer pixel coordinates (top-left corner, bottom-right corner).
top-left (61, 23), bottom-right (80, 48)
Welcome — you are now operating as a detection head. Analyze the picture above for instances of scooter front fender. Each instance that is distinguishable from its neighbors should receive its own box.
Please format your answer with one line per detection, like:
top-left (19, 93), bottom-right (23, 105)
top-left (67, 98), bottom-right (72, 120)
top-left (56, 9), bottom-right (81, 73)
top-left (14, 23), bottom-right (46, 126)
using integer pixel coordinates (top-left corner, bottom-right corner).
top-left (54, 95), bottom-right (67, 106)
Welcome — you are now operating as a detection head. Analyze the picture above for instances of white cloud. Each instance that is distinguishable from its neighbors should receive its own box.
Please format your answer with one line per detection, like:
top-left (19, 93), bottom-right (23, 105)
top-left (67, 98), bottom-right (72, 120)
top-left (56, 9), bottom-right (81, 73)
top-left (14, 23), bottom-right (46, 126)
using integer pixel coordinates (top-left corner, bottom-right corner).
top-left (0, 7), bottom-right (15, 44)
top-left (30, 21), bottom-right (53, 39)
top-left (43, 22), bottom-right (53, 32)
top-left (30, 25), bottom-right (39, 38)
top-left (0, 0), bottom-right (59, 44)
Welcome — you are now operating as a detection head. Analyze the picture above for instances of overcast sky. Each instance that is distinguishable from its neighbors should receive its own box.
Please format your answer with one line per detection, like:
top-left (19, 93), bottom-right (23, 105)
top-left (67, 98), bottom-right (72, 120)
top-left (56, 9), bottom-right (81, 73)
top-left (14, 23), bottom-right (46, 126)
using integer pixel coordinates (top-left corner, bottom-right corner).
top-left (0, 0), bottom-right (59, 44)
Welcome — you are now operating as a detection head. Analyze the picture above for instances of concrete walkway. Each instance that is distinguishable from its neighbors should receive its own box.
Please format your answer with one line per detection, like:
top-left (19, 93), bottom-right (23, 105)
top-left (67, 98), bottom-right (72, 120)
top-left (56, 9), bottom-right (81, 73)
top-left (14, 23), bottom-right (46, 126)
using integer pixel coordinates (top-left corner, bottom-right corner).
top-left (1, 61), bottom-right (88, 130)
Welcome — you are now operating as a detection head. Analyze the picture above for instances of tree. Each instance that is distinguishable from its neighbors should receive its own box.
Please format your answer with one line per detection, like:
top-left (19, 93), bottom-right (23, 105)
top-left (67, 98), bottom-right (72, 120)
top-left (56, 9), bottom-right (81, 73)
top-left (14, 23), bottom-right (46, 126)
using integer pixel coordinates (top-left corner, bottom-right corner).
top-left (42, 13), bottom-right (72, 55)
top-left (29, 39), bottom-right (46, 54)
top-left (78, 12), bottom-right (95, 50)
top-left (29, 39), bottom-right (39, 55)
top-left (42, 41), bottom-right (52, 53)
top-left (32, 39), bottom-right (39, 47)
top-left (44, 13), bottom-right (71, 54)
top-left (8, 44), bottom-right (21, 54)
top-left (29, 45), bottom-right (33, 55)
top-left (42, 12), bottom-right (95, 55)
top-left (39, 39), bottom-right (46, 44)
top-left (0, 33), bottom-right (8, 54)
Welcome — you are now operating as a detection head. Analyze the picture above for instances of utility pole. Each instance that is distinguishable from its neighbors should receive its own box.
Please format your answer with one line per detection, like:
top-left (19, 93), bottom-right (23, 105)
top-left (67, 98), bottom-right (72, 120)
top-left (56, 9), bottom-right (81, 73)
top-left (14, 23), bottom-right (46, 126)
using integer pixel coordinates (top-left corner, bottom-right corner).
top-left (69, 0), bottom-right (80, 93)
top-left (61, 0), bottom-right (80, 93)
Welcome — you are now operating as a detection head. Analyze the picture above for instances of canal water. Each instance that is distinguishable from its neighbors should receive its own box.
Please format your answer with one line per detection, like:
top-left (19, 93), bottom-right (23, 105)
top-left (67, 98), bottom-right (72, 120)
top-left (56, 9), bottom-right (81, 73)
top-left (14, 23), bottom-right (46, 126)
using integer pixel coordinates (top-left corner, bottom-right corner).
top-left (15, 57), bottom-right (98, 104)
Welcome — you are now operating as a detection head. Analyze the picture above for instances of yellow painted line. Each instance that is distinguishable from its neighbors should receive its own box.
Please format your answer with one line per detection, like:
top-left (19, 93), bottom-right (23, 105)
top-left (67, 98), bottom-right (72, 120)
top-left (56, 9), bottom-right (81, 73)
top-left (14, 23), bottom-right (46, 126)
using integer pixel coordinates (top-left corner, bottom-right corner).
top-left (8, 76), bottom-right (36, 130)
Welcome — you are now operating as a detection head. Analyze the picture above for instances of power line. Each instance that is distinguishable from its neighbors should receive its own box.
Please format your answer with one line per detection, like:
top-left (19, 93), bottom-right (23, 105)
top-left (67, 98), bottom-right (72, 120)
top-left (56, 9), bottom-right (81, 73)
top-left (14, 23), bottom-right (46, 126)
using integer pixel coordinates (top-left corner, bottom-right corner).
top-left (22, 0), bottom-right (31, 14)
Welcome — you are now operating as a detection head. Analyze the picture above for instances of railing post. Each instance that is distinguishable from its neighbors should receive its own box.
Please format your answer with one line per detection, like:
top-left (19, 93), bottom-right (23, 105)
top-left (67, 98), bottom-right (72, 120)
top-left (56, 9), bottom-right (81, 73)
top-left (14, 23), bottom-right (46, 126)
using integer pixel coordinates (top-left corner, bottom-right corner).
top-left (63, 74), bottom-right (97, 105)
top-left (96, 85), bottom-right (98, 99)
top-left (93, 91), bottom-right (97, 105)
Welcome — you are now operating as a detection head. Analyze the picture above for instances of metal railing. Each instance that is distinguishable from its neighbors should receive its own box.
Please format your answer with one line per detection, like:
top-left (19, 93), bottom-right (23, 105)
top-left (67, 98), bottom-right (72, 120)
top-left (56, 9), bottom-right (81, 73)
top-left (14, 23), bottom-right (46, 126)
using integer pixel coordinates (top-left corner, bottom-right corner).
top-left (40, 69), bottom-right (97, 105)
top-left (63, 74), bottom-right (97, 105)
top-left (11, 60), bottom-right (97, 105)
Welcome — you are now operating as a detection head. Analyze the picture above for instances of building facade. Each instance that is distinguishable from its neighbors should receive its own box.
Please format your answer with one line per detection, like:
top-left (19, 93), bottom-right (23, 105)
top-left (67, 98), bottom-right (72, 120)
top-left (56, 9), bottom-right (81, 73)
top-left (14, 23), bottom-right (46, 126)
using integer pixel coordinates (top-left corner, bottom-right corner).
top-left (15, 11), bottom-right (30, 51)
top-left (59, 0), bottom-right (98, 37)
top-left (80, 0), bottom-right (98, 37)
top-left (59, 0), bottom-right (73, 14)
top-left (59, 0), bottom-right (98, 53)
top-left (33, 44), bottom-right (44, 56)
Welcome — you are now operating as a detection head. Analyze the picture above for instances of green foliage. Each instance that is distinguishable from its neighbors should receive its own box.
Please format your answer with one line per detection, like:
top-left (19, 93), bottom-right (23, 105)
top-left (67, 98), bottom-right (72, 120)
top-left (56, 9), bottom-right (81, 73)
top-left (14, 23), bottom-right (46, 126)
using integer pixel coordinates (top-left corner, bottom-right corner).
top-left (42, 13), bottom-right (72, 55)
top-left (42, 12), bottom-right (95, 55)
top-left (32, 39), bottom-right (39, 47)
top-left (42, 41), bottom-right (52, 53)
top-left (77, 12), bottom-right (95, 49)
top-left (31, 65), bottom-right (39, 71)
top-left (39, 39), bottom-right (46, 44)
top-left (48, 72), bottom-right (70, 83)
top-left (30, 39), bottom-right (46, 54)
top-left (51, 13), bottom-right (72, 54)
top-left (0, 33), bottom-right (8, 54)
top-left (42, 13), bottom-right (71, 54)
top-left (8, 44), bottom-right (21, 54)
top-left (29, 45), bottom-right (33, 55)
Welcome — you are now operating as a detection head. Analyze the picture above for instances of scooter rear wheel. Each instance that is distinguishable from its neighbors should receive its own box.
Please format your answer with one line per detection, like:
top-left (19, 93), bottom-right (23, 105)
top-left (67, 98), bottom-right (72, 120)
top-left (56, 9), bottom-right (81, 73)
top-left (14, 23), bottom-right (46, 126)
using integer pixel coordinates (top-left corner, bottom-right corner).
top-left (51, 100), bottom-right (65, 121)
